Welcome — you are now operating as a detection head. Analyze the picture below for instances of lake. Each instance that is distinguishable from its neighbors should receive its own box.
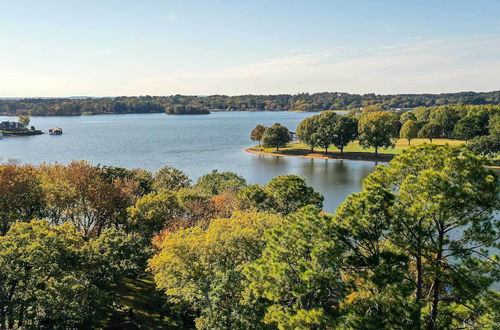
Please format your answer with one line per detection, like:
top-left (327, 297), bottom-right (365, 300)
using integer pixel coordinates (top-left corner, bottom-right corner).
top-left (1, 111), bottom-right (382, 212)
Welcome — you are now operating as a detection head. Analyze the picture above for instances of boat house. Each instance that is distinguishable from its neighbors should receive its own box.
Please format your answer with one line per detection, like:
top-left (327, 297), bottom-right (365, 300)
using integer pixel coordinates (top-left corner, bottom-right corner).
top-left (49, 127), bottom-right (63, 135)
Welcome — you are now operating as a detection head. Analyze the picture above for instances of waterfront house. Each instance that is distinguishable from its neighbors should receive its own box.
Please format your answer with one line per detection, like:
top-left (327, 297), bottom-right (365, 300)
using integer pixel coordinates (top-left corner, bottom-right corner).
top-left (0, 121), bottom-right (25, 130)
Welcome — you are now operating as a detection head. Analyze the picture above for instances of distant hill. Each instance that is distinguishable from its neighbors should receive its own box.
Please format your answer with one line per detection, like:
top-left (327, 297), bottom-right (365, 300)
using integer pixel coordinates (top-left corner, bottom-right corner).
top-left (1, 91), bottom-right (499, 116)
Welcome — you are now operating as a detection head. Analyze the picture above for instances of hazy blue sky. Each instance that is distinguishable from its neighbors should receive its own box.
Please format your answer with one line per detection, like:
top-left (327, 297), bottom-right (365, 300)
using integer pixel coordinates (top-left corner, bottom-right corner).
top-left (1, 0), bottom-right (499, 96)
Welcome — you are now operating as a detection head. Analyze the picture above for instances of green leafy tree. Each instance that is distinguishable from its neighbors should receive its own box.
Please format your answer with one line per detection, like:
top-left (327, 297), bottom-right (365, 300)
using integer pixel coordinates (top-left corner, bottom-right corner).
top-left (236, 184), bottom-right (272, 211)
top-left (413, 107), bottom-right (432, 123)
top-left (153, 166), bottom-right (191, 191)
top-left (195, 170), bottom-right (247, 195)
top-left (440, 290), bottom-right (500, 329)
top-left (399, 112), bottom-right (417, 125)
top-left (127, 189), bottom-right (183, 239)
top-left (365, 145), bottom-right (499, 329)
top-left (266, 175), bottom-right (323, 215)
top-left (429, 106), bottom-right (461, 138)
top-left (331, 115), bottom-right (358, 153)
top-left (400, 119), bottom-right (419, 145)
top-left (418, 122), bottom-right (442, 143)
top-left (89, 228), bottom-right (152, 280)
top-left (250, 124), bottom-right (267, 146)
top-left (165, 104), bottom-right (210, 115)
top-left (488, 112), bottom-right (500, 137)
top-left (313, 111), bottom-right (338, 153)
top-left (466, 135), bottom-right (500, 157)
top-left (150, 211), bottom-right (282, 329)
top-left (262, 123), bottom-right (291, 151)
top-left (333, 186), bottom-right (414, 328)
top-left (296, 116), bottom-right (320, 152)
top-left (453, 115), bottom-right (482, 142)
top-left (245, 207), bottom-right (344, 329)
top-left (358, 112), bottom-right (397, 155)
top-left (0, 221), bottom-right (104, 328)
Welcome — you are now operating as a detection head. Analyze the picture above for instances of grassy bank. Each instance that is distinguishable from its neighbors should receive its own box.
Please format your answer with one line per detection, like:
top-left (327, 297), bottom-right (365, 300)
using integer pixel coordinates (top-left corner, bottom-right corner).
top-left (248, 139), bottom-right (467, 162)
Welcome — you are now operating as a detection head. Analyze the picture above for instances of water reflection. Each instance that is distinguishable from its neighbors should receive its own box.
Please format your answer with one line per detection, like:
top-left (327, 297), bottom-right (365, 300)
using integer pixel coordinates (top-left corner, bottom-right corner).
top-left (247, 155), bottom-right (376, 212)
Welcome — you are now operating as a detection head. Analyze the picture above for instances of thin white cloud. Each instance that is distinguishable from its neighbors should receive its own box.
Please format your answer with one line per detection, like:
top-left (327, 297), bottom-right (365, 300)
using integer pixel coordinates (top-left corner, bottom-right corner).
top-left (1, 37), bottom-right (499, 97)
top-left (138, 37), bottom-right (500, 95)
top-left (168, 13), bottom-right (177, 20)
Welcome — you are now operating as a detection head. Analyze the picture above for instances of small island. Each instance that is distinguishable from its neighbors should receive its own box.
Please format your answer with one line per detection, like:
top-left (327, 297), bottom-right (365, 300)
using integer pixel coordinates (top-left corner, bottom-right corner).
top-left (0, 119), bottom-right (42, 136)
top-left (165, 104), bottom-right (210, 115)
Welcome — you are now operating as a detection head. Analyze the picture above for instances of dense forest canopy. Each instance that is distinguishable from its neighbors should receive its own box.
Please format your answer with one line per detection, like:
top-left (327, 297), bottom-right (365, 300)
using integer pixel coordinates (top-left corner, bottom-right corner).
top-left (0, 145), bottom-right (498, 328)
top-left (1, 91), bottom-right (500, 116)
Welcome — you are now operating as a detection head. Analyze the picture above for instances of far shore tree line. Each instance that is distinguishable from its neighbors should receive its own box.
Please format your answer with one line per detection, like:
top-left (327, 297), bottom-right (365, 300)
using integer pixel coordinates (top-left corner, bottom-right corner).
top-left (1, 91), bottom-right (500, 116)
top-left (251, 104), bottom-right (500, 157)
top-left (0, 144), bottom-right (498, 329)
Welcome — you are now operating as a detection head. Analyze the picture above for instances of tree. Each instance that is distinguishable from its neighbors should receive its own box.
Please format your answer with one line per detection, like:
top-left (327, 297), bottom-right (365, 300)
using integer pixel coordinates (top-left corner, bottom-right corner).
top-left (0, 220), bottom-right (150, 328)
top-left (195, 170), bottom-right (247, 195)
top-left (489, 112), bottom-right (500, 137)
top-left (0, 221), bottom-right (104, 328)
top-left (38, 161), bottom-right (139, 236)
top-left (150, 211), bottom-right (282, 329)
top-left (466, 135), bottom-right (500, 157)
top-left (127, 189), bottom-right (183, 239)
top-left (262, 123), bottom-right (291, 151)
top-left (245, 207), bottom-right (344, 329)
top-left (364, 145), bottom-right (499, 329)
top-left (453, 115), bottom-right (482, 142)
top-left (429, 106), bottom-right (461, 138)
top-left (89, 228), bottom-right (152, 280)
top-left (332, 186), bottom-right (413, 328)
top-left (358, 112), bottom-right (397, 155)
top-left (266, 175), bottom-right (323, 215)
top-left (400, 119), bottom-right (419, 145)
top-left (18, 114), bottom-right (30, 128)
top-left (98, 165), bottom-right (153, 196)
top-left (331, 115), bottom-right (358, 153)
top-left (418, 122), bottom-right (442, 143)
top-left (0, 163), bottom-right (45, 235)
top-left (296, 116), bottom-right (319, 152)
top-left (413, 107), bottom-right (432, 123)
top-left (250, 124), bottom-right (267, 146)
top-left (399, 112), bottom-right (417, 125)
top-left (153, 166), bottom-right (191, 191)
top-left (361, 104), bottom-right (383, 113)
top-left (313, 111), bottom-right (338, 153)
top-left (165, 104), bottom-right (210, 115)
top-left (236, 184), bottom-right (272, 211)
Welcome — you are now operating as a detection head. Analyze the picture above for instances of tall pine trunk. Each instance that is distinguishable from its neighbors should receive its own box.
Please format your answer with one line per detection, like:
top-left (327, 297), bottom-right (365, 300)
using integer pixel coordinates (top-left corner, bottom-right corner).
top-left (427, 228), bottom-right (443, 330)
top-left (415, 254), bottom-right (423, 328)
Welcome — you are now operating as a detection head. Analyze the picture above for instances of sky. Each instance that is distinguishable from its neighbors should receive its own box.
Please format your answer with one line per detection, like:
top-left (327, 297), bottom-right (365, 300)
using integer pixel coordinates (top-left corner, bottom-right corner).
top-left (0, 0), bottom-right (499, 97)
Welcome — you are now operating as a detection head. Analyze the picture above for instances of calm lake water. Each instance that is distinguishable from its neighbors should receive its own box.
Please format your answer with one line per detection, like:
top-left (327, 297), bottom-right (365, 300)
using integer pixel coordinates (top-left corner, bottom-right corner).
top-left (0, 112), bottom-right (387, 212)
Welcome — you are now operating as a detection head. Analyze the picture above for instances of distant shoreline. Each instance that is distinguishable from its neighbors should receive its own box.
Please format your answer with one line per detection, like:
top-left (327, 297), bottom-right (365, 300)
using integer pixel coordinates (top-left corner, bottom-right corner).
top-left (0, 110), bottom-right (320, 117)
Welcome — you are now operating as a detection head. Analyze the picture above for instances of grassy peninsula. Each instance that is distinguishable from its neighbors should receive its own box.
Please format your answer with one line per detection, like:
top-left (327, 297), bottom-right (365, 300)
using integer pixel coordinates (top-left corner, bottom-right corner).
top-left (247, 138), bottom-right (466, 162)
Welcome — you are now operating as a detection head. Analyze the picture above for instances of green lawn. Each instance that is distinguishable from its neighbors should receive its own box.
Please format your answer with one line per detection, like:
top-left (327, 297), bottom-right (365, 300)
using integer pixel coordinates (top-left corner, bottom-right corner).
top-left (257, 138), bottom-right (466, 155)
